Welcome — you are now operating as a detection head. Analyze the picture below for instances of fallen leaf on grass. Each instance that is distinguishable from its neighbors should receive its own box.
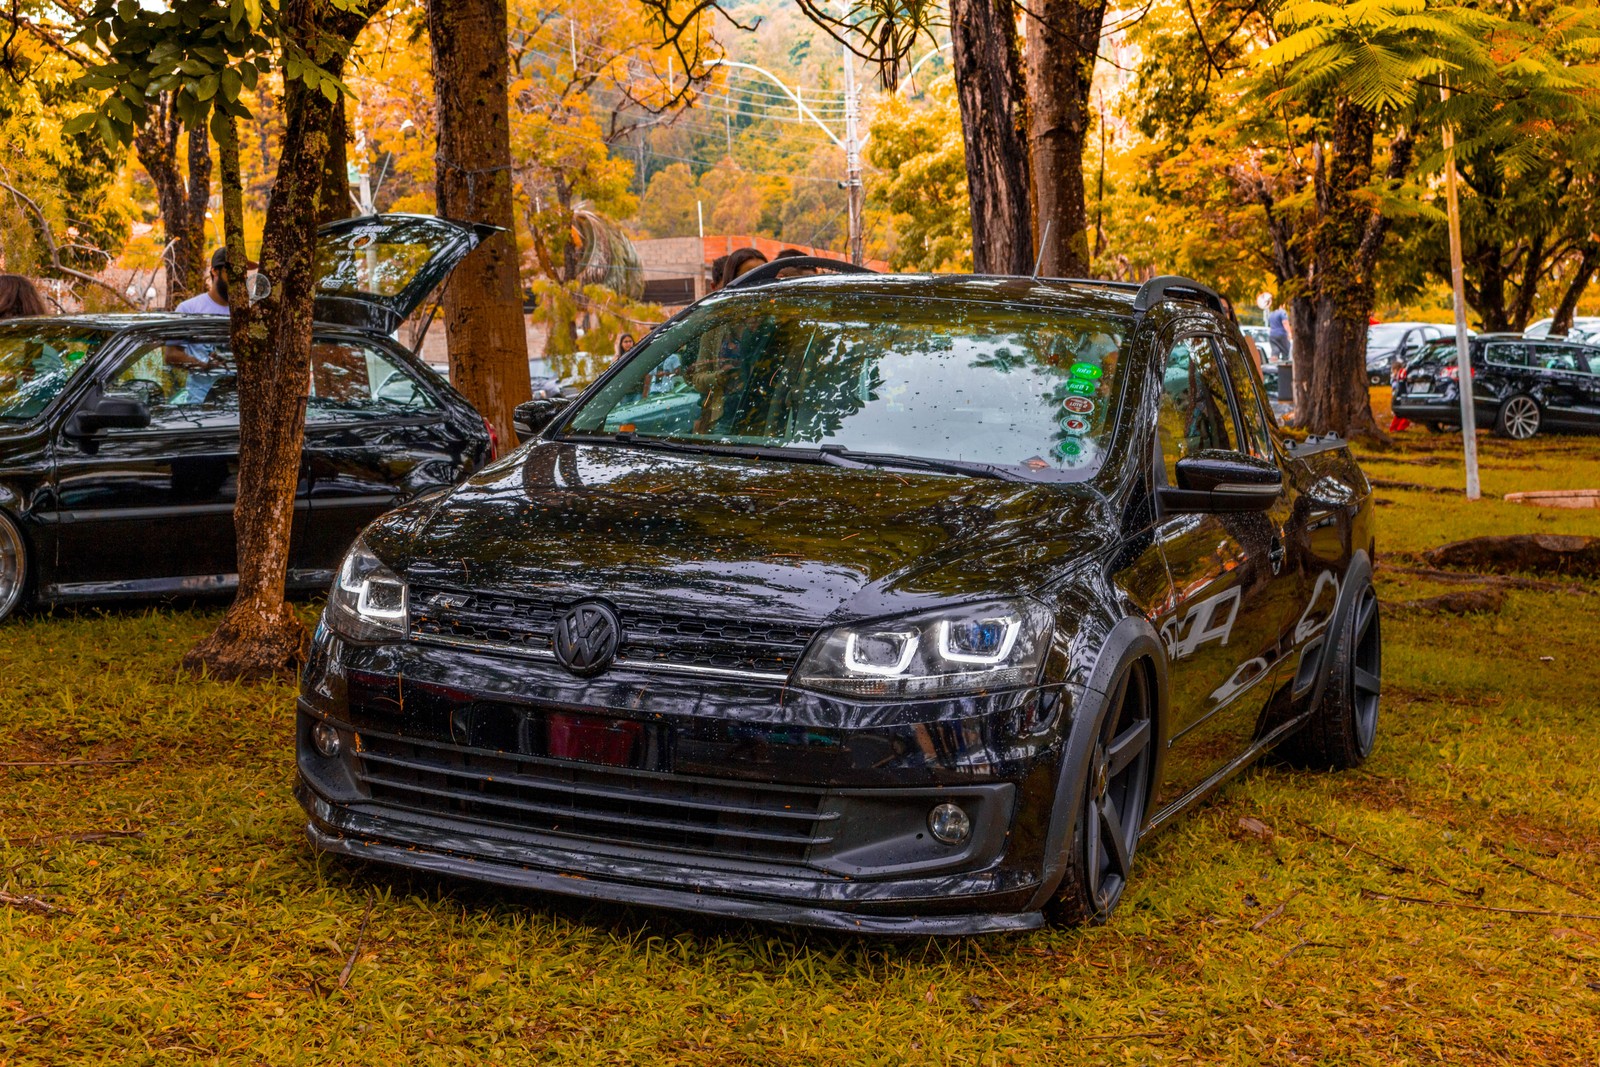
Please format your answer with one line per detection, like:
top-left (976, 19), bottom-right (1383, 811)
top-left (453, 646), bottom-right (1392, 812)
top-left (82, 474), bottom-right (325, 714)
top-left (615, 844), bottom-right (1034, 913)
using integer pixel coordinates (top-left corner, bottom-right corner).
top-left (1238, 817), bottom-right (1276, 840)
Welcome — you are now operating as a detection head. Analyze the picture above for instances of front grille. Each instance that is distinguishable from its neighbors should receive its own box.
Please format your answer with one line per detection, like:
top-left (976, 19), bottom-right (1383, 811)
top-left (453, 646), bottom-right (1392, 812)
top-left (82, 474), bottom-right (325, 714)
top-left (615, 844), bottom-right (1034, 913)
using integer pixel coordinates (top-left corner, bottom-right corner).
top-left (409, 585), bottom-right (813, 677)
top-left (352, 727), bottom-right (836, 865)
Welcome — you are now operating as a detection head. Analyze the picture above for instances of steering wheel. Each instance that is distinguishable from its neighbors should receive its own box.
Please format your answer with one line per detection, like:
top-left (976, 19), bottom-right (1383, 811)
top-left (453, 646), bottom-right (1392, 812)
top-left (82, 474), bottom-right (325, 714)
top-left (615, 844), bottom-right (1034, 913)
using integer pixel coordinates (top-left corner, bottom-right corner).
top-left (114, 378), bottom-right (166, 407)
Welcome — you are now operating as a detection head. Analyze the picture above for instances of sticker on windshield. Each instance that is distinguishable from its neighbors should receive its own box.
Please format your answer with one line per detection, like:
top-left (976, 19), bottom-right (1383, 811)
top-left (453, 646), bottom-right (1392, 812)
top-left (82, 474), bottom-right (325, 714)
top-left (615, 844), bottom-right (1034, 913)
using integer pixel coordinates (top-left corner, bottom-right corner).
top-left (1069, 362), bottom-right (1103, 380)
top-left (1054, 438), bottom-right (1097, 467)
top-left (1062, 395), bottom-right (1095, 415)
top-left (1059, 415), bottom-right (1091, 435)
top-left (1065, 379), bottom-right (1097, 396)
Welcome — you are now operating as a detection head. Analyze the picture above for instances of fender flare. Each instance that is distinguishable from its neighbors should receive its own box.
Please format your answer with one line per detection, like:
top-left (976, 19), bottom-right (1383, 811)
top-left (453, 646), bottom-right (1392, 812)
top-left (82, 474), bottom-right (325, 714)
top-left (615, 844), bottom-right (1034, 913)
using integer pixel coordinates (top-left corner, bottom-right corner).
top-left (1302, 548), bottom-right (1373, 713)
top-left (1025, 615), bottom-right (1170, 912)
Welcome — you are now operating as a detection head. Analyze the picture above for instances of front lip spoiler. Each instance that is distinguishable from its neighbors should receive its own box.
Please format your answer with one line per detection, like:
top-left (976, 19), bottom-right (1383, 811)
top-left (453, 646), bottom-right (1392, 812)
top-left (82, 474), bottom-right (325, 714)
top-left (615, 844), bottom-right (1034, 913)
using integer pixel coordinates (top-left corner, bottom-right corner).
top-left (298, 785), bottom-right (1043, 937)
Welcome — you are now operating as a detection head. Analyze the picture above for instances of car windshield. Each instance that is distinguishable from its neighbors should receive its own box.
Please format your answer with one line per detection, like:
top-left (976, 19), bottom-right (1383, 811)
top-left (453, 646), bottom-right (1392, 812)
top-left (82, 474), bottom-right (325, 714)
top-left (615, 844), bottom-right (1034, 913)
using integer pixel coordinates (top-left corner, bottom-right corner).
top-left (0, 323), bottom-right (106, 421)
top-left (560, 291), bottom-right (1131, 480)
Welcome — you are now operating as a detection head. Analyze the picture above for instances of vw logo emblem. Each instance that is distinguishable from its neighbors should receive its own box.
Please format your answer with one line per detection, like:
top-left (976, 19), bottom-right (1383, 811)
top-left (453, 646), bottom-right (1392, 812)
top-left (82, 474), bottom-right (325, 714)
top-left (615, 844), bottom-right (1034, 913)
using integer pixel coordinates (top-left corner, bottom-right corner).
top-left (552, 601), bottom-right (621, 677)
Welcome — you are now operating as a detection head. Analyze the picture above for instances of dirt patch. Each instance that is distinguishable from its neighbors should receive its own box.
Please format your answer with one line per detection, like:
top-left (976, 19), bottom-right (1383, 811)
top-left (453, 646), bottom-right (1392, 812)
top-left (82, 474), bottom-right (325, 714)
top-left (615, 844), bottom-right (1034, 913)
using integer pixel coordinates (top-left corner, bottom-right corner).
top-left (1425, 534), bottom-right (1600, 579)
top-left (1386, 587), bottom-right (1505, 615)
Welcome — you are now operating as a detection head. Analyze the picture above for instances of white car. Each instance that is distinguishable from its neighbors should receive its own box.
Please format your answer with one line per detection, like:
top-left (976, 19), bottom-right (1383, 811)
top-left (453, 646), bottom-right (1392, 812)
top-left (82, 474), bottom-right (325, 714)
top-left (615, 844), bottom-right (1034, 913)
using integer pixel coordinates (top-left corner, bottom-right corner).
top-left (1525, 317), bottom-right (1600, 343)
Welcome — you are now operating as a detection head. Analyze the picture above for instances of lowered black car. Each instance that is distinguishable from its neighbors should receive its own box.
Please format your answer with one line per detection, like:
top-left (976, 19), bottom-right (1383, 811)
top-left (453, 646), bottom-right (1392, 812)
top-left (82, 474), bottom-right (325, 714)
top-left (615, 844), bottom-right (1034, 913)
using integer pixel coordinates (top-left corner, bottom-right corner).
top-left (296, 267), bottom-right (1380, 934)
top-left (1392, 334), bottom-right (1600, 438)
top-left (0, 215), bottom-right (493, 623)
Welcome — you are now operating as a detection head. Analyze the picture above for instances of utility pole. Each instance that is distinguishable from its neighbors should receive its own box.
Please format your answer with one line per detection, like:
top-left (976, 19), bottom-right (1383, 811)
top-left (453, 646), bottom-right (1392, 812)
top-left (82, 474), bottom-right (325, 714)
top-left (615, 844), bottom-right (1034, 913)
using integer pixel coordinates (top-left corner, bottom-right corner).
top-left (1441, 84), bottom-right (1481, 501)
top-left (842, 45), bottom-right (864, 266)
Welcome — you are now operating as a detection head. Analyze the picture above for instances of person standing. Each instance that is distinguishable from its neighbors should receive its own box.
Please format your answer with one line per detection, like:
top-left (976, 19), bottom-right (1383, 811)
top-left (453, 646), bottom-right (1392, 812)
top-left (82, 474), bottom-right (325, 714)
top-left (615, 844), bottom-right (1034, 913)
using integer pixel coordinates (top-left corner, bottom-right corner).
top-left (1267, 304), bottom-right (1290, 364)
top-left (0, 275), bottom-right (48, 319)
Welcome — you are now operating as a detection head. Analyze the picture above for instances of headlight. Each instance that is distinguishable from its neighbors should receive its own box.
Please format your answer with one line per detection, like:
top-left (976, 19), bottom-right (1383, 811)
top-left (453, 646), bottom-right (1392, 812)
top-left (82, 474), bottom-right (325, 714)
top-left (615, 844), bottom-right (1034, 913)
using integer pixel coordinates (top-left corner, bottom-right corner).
top-left (325, 537), bottom-right (409, 642)
top-left (795, 599), bottom-right (1053, 698)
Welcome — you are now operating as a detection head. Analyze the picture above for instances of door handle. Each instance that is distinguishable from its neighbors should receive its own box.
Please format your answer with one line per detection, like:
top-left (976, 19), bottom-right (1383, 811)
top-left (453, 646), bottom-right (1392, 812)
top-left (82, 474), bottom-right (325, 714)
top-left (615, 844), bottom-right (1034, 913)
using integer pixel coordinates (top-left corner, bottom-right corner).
top-left (1268, 536), bottom-right (1286, 575)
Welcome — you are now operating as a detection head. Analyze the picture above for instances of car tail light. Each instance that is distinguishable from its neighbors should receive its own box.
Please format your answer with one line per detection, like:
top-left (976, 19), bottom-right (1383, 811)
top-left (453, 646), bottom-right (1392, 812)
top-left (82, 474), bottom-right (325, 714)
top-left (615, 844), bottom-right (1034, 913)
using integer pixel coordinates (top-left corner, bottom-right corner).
top-left (482, 416), bottom-right (499, 461)
top-left (1394, 366), bottom-right (1407, 382)
top-left (1441, 365), bottom-right (1457, 380)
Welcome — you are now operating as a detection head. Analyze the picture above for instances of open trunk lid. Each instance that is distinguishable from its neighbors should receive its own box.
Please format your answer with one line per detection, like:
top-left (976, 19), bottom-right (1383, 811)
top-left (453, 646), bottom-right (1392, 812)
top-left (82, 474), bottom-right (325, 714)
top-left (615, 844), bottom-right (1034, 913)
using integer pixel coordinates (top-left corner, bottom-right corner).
top-left (312, 214), bottom-right (497, 335)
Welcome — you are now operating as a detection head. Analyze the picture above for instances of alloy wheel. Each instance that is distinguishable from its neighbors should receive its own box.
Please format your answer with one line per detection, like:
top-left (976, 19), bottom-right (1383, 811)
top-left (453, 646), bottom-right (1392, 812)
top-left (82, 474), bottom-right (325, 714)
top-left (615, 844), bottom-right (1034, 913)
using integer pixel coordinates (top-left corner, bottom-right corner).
top-left (1501, 396), bottom-right (1540, 440)
top-left (1084, 665), bottom-right (1154, 912)
top-left (0, 513), bottom-right (23, 623)
top-left (1350, 584), bottom-right (1381, 757)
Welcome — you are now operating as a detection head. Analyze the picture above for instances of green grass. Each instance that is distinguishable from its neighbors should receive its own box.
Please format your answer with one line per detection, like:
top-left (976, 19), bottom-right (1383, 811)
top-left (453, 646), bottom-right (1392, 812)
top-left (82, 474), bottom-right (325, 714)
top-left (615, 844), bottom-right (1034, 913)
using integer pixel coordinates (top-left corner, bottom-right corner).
top-left (3, 422), bottom-right (1599, 1065)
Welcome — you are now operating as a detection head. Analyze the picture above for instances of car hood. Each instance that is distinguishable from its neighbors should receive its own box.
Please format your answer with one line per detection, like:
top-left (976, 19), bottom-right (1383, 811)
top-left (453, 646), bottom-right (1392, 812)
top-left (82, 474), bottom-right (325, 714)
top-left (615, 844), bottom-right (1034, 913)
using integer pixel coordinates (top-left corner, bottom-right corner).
top-left (376, 441), bottom-right (1113, 627)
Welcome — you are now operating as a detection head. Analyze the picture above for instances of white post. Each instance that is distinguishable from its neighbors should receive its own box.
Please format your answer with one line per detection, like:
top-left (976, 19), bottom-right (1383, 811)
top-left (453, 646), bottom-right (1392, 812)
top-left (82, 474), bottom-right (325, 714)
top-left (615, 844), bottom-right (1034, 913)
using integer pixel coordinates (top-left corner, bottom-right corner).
top-left (842, 45), bottom-right (864, 266)
top-left (1441, 85), bottom-right (1481, 500)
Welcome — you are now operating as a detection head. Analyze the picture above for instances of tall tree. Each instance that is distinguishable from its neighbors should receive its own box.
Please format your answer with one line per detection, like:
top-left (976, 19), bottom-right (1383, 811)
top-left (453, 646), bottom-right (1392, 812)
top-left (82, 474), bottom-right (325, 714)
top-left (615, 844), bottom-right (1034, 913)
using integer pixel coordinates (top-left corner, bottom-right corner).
top-left (74, 0), bottom-right (382, 678)
top-left (429, 0), bottom-right (530, 447)
top-left (1024, 0), bottom-right (1106, 277)
top-left (132, 96), bottom-right (213, 306)
top-left (947, 0), bottom-right (1032, 274)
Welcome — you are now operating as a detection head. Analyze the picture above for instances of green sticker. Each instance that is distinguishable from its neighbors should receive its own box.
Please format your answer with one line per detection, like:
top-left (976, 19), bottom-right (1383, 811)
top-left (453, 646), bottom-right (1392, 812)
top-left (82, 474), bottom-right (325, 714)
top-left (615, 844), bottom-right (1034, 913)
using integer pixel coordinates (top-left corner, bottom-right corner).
top-left (1069, 362), bottom-right (1103, 380)
top-left (1066, 379), bottom-right (1097, 395)
top-left (1055, 438), bottom-right (1083, 457)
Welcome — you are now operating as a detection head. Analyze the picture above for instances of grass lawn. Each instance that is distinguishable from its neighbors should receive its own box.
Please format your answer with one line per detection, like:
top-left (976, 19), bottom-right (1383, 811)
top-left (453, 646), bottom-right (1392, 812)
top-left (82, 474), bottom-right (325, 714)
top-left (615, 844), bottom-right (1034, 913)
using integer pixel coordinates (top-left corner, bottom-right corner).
top-left (3, 414), bottom-right (1599, 1065)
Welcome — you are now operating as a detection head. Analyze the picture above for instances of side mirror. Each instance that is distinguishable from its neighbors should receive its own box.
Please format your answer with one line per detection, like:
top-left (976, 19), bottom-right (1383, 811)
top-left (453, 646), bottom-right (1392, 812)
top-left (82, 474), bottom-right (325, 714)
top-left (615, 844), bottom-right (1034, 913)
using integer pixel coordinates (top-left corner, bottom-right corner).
top-left (512, 396), bottom-right (571, 441)
top-left (68, 393), bottom-right (151, 436)
top-left (1161, 452), bottom-right (1282, 514)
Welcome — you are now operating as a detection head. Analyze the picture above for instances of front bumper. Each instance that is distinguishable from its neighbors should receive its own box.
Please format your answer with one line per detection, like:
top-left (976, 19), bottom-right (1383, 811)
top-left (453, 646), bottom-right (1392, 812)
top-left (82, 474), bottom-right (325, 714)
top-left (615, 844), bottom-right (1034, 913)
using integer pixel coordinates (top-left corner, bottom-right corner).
top-left (295, 626), bottom-right (1078, 934)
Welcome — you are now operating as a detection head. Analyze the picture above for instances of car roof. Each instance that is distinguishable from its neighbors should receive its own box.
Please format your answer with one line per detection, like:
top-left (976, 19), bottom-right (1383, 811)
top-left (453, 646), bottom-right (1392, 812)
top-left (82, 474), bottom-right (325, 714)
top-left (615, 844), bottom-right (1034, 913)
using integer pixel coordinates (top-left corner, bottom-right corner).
top-left (706, 272), bottom-right (1154, 319)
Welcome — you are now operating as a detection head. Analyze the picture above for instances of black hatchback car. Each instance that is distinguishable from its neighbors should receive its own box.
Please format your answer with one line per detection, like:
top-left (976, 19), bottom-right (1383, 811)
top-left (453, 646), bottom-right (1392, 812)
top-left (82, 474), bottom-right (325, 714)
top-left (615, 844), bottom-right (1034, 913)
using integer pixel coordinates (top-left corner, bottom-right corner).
top-left (1391, 334), bottom-right (1600, 438)
top-left (0, 215), bottom-right (494, 623)
top-left (296, 266), bottom-right (1380, 934)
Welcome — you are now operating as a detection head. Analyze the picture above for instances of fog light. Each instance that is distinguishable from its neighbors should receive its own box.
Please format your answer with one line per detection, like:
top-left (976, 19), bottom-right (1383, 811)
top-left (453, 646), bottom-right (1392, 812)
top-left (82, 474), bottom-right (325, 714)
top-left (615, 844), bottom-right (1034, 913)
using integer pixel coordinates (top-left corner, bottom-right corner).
top-left (928, 803), bottom-right (971, 845)
top-left (311, 721), bottom-right (342, 757)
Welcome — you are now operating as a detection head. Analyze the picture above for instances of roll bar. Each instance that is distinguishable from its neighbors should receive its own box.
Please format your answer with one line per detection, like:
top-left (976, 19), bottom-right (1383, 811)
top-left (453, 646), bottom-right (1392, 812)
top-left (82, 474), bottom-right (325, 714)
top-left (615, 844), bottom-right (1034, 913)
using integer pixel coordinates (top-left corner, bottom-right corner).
top-left (721, 256), bottom-right (878, 291)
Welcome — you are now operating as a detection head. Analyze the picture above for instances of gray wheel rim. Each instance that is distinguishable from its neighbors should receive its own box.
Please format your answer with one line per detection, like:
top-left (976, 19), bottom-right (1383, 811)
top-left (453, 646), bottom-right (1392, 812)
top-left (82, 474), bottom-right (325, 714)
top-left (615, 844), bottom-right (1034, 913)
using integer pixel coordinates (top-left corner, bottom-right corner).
top-left (1085, 666), bottom-right (1153, 912)
top-left (1351, 586), bottom-right (1381, 756)
top-left (1503, 397), bottom-right (1539, 439)
top-left (0, 515), bottom-right (22, 622)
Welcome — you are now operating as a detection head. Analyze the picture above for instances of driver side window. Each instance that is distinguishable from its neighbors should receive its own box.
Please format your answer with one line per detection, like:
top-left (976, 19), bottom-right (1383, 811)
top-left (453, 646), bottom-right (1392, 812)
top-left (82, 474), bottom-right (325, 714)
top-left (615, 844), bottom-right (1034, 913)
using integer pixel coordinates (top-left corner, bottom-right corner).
top-left (1157, 336), bottom-right (1240, 485)
top-left (106, 341), bottom-right (239, 429)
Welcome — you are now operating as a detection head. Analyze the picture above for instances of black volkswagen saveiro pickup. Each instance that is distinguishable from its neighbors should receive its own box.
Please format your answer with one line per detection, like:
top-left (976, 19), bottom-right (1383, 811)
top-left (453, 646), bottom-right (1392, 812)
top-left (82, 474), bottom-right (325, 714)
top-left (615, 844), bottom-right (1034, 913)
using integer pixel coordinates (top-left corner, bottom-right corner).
top-left (296, 265), bottom-right (1380, 934)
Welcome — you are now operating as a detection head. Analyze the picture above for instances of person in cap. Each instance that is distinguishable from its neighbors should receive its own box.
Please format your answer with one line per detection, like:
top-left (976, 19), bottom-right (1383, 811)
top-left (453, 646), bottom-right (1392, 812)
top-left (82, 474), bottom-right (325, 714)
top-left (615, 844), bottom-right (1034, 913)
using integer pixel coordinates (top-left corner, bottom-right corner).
top-left (176, 248), bottom-right (249, 315)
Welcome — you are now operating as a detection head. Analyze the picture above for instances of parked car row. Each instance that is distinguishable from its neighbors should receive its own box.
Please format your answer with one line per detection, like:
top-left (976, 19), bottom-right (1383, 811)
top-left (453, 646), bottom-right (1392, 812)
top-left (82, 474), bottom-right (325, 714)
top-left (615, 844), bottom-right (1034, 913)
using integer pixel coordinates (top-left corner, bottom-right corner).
top-left (2, 247), bottom-right (1385, 935)
top-left (1391, 333), bottom-right (1600, 438)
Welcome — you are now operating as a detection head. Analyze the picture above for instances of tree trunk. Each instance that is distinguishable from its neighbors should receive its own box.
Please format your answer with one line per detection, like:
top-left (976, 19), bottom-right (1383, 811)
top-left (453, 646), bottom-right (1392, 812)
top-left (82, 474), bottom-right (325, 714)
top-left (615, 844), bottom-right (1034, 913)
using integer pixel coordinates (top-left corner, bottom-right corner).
top-left (1301, 105), bottom-right (1410, 438)
top-left (430, 0), bottom-right (531, 445)
top-left (183, 0), bottom-right (374, 681)
top-left (1550, 243), bottom-right (1598, 335)
top-left (948, 0), bottom-right (1034, 275)
top-left (319, 96), bottom-right (354, 225)
top-left (1024, 0), bottom-right (1105, 278)
top-left (132, 95), bottom-right (212, 307)
top-left (1289, 295), bottom-right (1316, 414)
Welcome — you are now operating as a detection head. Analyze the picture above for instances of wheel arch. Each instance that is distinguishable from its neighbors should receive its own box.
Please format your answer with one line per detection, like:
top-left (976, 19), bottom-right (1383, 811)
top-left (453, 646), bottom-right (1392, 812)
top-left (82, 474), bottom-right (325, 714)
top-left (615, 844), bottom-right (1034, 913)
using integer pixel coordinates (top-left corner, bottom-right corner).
top-left (1302, 547), bottom-right (1374, 715)
top-left (1026, 615), bottom-right (1170, 912)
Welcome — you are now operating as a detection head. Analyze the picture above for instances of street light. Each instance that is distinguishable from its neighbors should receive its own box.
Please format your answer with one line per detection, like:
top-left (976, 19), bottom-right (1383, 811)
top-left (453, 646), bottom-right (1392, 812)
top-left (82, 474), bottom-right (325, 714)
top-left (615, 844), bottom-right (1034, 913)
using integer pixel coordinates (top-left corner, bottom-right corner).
top-left (702, 57), bottom-right (865, 266)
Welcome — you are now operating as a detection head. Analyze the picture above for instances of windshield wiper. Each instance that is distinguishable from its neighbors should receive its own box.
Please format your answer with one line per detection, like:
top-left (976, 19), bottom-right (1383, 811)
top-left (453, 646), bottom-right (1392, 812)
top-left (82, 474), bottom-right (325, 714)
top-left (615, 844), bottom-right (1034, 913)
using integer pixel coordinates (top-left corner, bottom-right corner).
top-left (815, 445), bottom-right (1022, 481)
top-left (566, 432), bottom-right (818, 463)
top-left (564, 433), bottom-right (1026, 480)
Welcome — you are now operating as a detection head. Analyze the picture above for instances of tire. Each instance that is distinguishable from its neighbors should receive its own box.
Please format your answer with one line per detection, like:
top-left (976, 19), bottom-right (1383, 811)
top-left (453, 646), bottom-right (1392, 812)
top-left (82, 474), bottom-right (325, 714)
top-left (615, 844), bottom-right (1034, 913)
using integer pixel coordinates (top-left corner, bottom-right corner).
top-left (1048, 661), bottom-right (1156, 925)
top-left (1424, 421), bottom-right (1450, 434)
top-left (0, 510), bottom-right (26, 624)
top-left (1494, 394), bottom-right (1541, 440)
top-left (1280, 579), bottom-right (1381, 770)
